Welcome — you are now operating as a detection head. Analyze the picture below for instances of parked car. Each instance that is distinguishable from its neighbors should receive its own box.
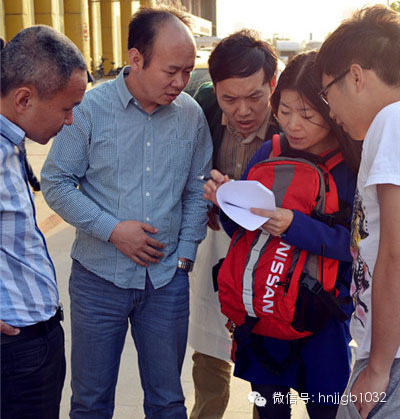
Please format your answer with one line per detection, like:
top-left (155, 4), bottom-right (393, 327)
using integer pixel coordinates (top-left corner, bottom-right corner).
top-left (184, 50), bottom-right (211, 97)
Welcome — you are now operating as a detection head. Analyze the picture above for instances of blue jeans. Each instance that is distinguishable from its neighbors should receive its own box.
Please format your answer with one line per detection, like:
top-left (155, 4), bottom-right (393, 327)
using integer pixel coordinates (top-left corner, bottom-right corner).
top-left (1, 323), bottom-right (66, 419)
top-left (69, 260), bottom-right (189, 419)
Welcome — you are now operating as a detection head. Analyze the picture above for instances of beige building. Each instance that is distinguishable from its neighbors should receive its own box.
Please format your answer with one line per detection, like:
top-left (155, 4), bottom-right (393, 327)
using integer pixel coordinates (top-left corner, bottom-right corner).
top-left (0, 0), bottom-right (216, 74)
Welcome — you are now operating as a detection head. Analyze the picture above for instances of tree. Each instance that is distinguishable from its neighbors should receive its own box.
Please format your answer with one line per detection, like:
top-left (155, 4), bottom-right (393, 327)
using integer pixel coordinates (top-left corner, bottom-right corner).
top-left (390, 1), bottom-right (400, 13)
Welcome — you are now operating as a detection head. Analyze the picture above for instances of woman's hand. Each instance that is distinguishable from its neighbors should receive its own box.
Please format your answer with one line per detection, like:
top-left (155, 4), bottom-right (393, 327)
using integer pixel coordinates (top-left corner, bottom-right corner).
top-left (203, 169), bottom-right (231, 207)
top-left (251, 207), bottom-right (294, 237)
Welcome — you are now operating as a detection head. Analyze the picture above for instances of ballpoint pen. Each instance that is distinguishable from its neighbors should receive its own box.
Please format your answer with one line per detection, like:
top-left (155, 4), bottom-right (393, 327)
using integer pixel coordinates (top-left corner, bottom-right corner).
top-left (196, 175), bottom-right (213, 181)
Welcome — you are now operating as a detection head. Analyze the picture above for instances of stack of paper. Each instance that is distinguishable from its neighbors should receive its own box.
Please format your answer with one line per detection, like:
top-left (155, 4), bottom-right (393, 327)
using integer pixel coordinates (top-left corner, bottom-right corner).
top-left (216, 180), bottom-right (276, 231)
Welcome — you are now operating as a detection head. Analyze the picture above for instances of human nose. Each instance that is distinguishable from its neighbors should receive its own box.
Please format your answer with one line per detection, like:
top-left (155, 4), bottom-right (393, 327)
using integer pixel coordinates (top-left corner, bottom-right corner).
top-left (286, 113), bottom-right (301, 130)
top-left (236, 100), bottom-right (251, 117)
top-left (171, 72), bottom-right (186, 90)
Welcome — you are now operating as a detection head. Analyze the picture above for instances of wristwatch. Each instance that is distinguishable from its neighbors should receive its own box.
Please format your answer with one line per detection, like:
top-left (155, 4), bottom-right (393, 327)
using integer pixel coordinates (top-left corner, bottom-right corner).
top-left (177, 259), bottom-right (194, 272)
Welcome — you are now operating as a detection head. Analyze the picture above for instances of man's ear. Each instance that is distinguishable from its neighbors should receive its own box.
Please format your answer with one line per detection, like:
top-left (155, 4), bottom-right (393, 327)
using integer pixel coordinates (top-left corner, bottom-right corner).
top-left (128, 48), bottom-right (144, 72)
top-left (13, 87), bottom-right (34, 114)
top-left (348, 64), bottom-right (365, 92)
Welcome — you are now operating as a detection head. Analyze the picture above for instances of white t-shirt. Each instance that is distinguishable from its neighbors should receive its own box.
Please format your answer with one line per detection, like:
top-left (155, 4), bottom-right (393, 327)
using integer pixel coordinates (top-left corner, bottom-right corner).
top-left (350, 101), bottom-right (400, 360)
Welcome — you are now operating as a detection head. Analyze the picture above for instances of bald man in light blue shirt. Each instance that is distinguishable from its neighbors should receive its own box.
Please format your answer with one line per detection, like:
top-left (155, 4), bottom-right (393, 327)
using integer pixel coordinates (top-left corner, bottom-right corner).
top-left (41, 8), bottom-right (212, 419)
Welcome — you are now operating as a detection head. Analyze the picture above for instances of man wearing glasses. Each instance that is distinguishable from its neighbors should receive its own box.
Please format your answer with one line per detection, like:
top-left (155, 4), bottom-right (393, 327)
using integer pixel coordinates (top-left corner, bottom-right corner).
top-left (316, 5), bottom-right (400, 419)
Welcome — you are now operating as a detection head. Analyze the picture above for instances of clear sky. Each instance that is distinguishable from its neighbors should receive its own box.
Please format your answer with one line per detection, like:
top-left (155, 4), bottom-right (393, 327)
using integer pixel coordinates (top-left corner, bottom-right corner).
top-left (216, 0), bottom-right (389, 42)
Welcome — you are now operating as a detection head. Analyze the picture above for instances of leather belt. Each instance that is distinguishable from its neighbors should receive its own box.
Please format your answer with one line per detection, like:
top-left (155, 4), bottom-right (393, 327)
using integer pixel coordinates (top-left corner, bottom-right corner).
top-left (1, 306), bottom-right (63, 345)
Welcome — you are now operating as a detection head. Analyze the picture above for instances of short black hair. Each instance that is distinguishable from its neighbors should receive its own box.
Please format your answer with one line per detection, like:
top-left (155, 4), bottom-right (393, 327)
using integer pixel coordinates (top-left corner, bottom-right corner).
top-left (316, 5), bottom-right (400, 86)
top-left (1, 25), bottom-right (86, 98)
top-left (208, 30), bottom-right (277, 85)
top-left (128, 7), bottom-right (191, 68)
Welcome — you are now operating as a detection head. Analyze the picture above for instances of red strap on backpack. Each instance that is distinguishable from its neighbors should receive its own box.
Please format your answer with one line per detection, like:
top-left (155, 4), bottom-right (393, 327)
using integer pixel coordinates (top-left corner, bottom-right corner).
top-left (271, 134), bottom-right (281, 157)
top-left (271, 133), bottom-right (343, 170)
top-left (320, 148), bottom-right (344, 171)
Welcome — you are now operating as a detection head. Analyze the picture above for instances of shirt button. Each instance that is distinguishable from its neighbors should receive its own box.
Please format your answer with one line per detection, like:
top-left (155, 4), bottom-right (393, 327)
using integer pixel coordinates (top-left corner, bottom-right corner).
top-left (146, 167), bottom-right (150, 171)
top-left (147, 142), bottom-right (151, 147)
top-left (146, 217), bottom-right (150, 221)
top-left (237, 163), bottom-right (242, 168)
top-left (148, 115), bottom-right (151, 121)
top-left (145, 192), bottom-right (150, 197)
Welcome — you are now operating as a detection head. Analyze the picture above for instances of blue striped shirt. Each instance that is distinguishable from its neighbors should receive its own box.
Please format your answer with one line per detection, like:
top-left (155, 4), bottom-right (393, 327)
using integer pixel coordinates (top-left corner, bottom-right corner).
top-left (41, 68), bottom-right (213, 289)
top-left (0, 115), bottom-right (58, 327)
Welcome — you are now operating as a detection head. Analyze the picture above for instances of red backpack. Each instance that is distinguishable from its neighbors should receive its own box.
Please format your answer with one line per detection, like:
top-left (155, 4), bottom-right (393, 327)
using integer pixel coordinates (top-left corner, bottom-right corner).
top-left (217, 134), bottom-right (349, 341)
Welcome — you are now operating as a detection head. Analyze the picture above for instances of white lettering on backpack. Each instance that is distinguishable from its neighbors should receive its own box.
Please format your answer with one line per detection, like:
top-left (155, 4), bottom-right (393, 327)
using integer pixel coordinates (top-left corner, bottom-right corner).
top-left (262, 241), bottom-right (292, 313)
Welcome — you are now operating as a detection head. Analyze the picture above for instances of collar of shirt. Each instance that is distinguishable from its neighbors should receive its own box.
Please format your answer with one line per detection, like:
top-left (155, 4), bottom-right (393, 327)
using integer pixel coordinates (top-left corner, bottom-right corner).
top-left (0, 114), bottom-right (25, 146)
top-left (221, 109), bottom-right (271, 144)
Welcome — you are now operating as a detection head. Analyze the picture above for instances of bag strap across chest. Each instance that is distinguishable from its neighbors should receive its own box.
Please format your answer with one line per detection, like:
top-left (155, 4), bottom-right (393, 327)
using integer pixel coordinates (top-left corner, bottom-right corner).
top-left (271, 133), bottom-right (344, 171)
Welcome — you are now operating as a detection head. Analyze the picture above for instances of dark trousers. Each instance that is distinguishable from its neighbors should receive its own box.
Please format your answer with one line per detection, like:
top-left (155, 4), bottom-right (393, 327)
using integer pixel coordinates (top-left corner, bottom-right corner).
top-left (251, 383), bottom-right (339, 419)
top-left (1, 323), bottom-right (66, 419)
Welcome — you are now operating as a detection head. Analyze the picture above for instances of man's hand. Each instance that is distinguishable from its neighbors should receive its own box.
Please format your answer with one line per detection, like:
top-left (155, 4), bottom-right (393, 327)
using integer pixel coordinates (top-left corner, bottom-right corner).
top-left (351, 366), bottom-right (389, 419)
top-left (207, 205), bottom-right (220, 231)
top-left (203, 169), bottom-right (230, 207)
top-left (0, 320), bottom-right (20, 336)
top-left (251, 207), bottom-right (294, 237)
top-left (109, 220), bottom-right (165, 267)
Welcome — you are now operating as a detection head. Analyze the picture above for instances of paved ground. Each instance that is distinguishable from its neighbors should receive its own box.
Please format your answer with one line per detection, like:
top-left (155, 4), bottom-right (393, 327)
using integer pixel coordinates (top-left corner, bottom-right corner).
top-left (27, 137), bottom-right (309, 419)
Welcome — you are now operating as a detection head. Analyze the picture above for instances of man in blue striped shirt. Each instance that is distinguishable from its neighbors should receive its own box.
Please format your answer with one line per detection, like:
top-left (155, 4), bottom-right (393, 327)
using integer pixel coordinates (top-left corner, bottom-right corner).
top-left (41, 7), bottom-right (212, 419)
top-left (0, 26), bottom-right (87, 419)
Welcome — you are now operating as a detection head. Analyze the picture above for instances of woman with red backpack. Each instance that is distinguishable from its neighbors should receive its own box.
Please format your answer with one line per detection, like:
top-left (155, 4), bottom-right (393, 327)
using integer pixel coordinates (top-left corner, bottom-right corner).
top-left (203, 51), bottom-right (362, 419)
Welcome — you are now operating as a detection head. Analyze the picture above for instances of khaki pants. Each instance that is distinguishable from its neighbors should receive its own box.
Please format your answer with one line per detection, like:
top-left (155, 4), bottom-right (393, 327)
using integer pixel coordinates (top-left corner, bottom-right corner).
top-left (190, 352), bottom-right (232, 419)
top-left (190, 351), bottom-right (261, 419)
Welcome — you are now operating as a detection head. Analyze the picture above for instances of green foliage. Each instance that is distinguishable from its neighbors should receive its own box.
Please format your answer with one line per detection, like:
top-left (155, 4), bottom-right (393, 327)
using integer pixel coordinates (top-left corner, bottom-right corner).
top-left (390, 1), bottom-right (400, 13)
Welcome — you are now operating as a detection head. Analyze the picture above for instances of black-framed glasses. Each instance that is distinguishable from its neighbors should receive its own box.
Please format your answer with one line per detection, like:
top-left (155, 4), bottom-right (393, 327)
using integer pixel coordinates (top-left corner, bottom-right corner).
top-left (319, 68), bottom-right (350, 105)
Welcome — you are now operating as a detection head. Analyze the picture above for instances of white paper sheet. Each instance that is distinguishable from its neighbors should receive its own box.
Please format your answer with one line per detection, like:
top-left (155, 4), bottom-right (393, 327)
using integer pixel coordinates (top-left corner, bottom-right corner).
top-left (216, 180), bottom-right (276, 231)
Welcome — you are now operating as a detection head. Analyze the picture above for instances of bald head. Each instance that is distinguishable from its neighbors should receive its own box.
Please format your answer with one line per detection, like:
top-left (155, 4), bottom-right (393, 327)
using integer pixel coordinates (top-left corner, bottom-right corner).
top-left (128, 7), bottom-right (194, 68)
top-left (154, 17), bottom-right (195, 60)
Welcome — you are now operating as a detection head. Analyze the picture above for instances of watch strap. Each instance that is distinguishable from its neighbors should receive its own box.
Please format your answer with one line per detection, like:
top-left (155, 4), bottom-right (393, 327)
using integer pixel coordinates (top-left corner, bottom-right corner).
top-left (177, 259), bottom-right (193, 272)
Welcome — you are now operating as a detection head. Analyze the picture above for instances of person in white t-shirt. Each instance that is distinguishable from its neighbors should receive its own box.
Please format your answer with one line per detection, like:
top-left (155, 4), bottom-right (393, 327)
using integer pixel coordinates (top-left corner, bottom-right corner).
top-left (316, 5), bottom-right (400, 419)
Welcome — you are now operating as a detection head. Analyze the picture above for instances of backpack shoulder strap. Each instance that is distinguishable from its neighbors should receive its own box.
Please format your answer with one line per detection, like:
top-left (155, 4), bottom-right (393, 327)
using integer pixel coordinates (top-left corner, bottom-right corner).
top-left (270, 133), bottom-right (283, 158)
top-left (320, 148), bottom-right (344, 171)
top-left (270, 133), bottom-right (344, 172)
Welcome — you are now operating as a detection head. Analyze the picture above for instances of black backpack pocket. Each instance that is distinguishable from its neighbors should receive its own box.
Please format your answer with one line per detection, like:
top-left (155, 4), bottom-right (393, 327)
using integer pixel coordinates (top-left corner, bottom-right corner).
top-left (292, 274), bottom-right (348, 334)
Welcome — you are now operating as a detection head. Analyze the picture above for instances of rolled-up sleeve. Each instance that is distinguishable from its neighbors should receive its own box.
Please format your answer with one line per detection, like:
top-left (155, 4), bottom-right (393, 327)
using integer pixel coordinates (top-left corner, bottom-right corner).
top-left (41, 103), bottom-right (120, 242)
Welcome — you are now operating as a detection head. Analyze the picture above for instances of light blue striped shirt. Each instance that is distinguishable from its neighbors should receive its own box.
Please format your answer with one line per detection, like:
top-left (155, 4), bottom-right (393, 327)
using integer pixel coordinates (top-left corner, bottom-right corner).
top-left (41, 68), bottom-right (213, 289)
top-left (0, 115), bottom-right (58, 327)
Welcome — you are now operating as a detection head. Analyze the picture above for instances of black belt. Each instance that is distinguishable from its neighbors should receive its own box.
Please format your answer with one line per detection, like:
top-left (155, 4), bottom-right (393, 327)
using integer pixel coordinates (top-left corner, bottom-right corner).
top-left (1, 306), bottom-right (64, 345)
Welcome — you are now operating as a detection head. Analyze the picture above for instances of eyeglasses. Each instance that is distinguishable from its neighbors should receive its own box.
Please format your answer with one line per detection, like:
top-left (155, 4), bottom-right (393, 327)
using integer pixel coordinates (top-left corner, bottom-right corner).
top-left (318, 68), bottom-right (350, 105)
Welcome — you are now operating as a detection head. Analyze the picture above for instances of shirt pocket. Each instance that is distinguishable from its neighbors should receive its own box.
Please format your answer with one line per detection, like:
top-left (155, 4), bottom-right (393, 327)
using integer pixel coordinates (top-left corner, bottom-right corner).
top-left (167, 138), bottom-right (193, 183)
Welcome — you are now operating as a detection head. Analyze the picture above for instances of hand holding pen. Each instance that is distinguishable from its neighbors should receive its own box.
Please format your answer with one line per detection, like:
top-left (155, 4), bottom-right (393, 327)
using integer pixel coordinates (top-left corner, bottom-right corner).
top-left (200, 169), bottom-right (231, 207)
